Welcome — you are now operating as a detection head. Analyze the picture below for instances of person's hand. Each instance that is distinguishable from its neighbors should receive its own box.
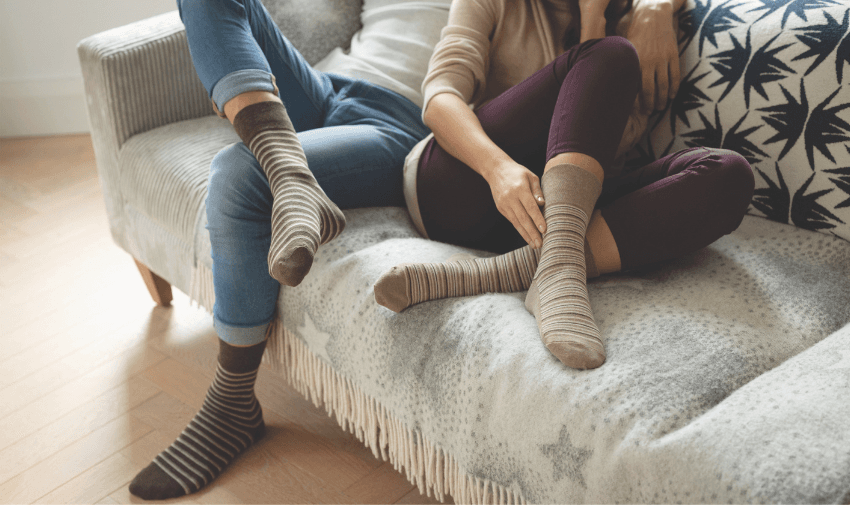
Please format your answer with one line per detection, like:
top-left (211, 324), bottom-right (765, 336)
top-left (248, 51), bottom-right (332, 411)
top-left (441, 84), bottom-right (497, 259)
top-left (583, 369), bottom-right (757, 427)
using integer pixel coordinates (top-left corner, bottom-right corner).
top-left (626, 2), bottom-right (680, 112)
top-left (486, 161), bottom-right (546, 248)
top-left (578, 0), bottom-right (612, 42)
top-left (615, 103), bottom-right (649, 159)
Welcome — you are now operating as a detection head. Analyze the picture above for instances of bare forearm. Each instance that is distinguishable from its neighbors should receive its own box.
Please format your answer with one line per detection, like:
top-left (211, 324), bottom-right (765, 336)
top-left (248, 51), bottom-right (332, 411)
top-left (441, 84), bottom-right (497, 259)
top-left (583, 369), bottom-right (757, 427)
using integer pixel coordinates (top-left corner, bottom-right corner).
top-left (626, 0), bottom-right (682, 110)
top-left (423, 93), bottom-right (512, 182)
top-left (632, 0), bottom-right (685, 17)
top-left (423, 94), bottom-right (548, 247)
top-left (579, 0), bottom-right (610, 42)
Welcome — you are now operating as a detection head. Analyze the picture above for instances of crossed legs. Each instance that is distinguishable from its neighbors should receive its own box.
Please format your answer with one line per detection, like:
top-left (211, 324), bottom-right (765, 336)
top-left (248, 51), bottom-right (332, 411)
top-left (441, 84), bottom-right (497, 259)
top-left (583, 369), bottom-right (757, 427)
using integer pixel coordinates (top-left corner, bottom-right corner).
top-left (375, 37), bottom-right (754, 369)
top-left (130, 0), bottom-right (428, 499)
top-left (374, 147), bottom-right (754, 312)
top-left (392, 37), bottom-right (640, 369)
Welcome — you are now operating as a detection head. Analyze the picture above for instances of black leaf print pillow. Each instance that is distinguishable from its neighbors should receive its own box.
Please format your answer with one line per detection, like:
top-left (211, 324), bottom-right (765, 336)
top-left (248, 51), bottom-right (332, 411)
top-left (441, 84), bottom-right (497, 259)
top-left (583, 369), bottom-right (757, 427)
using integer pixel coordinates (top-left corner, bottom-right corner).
top-left (628, 0), bottom-right (850, 241)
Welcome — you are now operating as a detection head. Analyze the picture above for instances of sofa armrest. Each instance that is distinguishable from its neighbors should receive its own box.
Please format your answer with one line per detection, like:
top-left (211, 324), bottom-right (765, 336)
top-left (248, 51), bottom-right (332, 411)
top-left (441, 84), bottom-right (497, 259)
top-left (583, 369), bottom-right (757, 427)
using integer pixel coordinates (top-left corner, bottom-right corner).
top-left (77, 10), bottom-right (212, 249)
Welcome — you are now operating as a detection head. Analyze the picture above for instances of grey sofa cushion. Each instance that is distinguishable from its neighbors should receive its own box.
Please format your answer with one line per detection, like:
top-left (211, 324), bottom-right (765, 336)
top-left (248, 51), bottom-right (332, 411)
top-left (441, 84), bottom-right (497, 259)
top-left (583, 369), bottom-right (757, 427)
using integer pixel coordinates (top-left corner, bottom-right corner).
top-left (260, 0), bottom-right (363, 65)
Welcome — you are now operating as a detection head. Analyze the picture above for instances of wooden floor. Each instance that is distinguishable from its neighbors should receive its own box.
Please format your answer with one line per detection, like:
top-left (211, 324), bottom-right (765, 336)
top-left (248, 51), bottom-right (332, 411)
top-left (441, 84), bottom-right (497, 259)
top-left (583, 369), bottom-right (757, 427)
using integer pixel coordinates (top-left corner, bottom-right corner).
top-left (0, 134), bottom-right (449, 505)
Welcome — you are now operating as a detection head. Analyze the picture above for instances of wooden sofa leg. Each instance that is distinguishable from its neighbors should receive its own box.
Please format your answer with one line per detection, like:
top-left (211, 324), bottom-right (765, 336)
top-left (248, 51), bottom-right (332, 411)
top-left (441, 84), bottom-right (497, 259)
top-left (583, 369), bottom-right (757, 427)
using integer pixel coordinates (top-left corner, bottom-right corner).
top-left (134, 259), bottom-right (173, 306)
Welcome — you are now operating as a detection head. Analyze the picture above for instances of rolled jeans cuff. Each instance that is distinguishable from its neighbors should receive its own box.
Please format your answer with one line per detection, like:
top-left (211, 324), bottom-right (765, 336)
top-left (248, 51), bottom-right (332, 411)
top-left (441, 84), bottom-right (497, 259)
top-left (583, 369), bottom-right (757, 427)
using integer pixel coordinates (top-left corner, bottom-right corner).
top-left (211, 69), bottom-right (279, 117)
top-left (214, 316), bottom-right (271, 346)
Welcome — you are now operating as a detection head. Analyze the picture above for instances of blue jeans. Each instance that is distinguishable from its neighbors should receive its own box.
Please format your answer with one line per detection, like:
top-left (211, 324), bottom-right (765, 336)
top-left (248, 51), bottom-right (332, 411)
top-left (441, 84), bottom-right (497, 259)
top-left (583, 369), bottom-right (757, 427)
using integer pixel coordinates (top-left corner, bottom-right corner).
top-left (177, 0), bottom-right (430, 345)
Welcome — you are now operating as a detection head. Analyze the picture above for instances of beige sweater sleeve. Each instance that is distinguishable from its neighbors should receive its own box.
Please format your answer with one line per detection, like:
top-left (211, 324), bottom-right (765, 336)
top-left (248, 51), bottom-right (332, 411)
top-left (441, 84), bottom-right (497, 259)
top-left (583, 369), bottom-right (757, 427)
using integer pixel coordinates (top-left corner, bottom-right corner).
top-left (420, 0), bottom-right (500, 118)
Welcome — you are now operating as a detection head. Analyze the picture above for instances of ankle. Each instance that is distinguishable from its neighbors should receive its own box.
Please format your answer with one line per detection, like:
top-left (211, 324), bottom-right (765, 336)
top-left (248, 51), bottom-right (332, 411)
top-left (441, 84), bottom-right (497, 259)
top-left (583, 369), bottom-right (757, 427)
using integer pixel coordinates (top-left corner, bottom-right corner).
top-left (540, 163), bottom-right (602, 215)
top-left (544, 153), bottom-right (604, 184)
top-left (218, 338), bottom-right (267, 373)
top-left (223, 91), bottom-right (281, 124)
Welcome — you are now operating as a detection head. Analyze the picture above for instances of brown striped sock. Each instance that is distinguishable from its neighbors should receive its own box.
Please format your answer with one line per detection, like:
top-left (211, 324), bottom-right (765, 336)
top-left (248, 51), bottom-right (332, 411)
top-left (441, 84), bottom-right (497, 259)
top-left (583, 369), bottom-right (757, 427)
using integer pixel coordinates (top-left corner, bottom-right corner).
top-left (373, 240), bottom-right (600, 313)
top-left (129, 339), bottom-right (267, 500)
top-left (527, 163), bottom-right (604, 370)
top-left (233, 101), bottom-right (345, 287)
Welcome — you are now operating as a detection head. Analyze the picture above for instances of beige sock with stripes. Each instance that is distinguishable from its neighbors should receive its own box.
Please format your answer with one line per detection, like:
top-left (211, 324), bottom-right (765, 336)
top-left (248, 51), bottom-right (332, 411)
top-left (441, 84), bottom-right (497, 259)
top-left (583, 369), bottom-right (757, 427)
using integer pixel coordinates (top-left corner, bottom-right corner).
top-left (129, 339), bottom-right (267, 500)
top-left (233, 101), bottom-right (345, 286)
top-left (527, 163), bottom-right (604, 370)
top-left (373, 238), bottom-right (600, 313)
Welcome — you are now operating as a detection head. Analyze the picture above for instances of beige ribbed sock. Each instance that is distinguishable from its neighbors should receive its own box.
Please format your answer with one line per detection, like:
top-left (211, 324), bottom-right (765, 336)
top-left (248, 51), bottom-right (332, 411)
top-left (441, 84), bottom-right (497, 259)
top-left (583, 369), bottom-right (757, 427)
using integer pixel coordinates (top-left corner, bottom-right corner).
top-left (527, 163), bottom-right (604, 370)
top-left (233, 101), bottom-right (345, 286)
top-left (373, 235), bottom-right (600, 313)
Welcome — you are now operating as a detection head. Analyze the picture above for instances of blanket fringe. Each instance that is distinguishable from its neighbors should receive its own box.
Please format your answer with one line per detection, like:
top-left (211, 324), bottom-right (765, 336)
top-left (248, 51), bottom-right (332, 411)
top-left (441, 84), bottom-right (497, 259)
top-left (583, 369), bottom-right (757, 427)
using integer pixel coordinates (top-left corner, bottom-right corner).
top-left (189, 263), bottom-right (525, 505)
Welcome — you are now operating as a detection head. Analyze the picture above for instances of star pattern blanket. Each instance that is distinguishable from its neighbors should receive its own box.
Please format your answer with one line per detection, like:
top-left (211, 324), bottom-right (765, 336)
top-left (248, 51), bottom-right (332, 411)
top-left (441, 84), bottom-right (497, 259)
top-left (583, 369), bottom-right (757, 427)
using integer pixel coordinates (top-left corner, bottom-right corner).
top-left (276, 207), bottom-right (850, 503)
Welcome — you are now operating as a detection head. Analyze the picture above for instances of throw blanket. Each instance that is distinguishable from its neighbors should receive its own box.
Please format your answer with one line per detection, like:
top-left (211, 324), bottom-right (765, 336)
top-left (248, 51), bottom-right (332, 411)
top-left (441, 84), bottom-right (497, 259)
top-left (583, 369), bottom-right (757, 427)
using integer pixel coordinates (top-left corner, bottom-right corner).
top-left (262, 207), bottom-right (850, 504)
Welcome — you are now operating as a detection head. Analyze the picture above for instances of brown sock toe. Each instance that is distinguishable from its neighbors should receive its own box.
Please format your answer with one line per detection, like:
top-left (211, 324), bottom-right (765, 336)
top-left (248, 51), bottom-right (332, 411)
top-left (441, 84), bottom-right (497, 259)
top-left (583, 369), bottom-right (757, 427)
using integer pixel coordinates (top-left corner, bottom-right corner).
top-left (272, 244), bottom-right (314, 287)
top-left (374, 265), bottom-right (412, 313)
top-left (546, 339), bottom-right (606, 369)
top-left (129, 462), bottom-right (186, 500)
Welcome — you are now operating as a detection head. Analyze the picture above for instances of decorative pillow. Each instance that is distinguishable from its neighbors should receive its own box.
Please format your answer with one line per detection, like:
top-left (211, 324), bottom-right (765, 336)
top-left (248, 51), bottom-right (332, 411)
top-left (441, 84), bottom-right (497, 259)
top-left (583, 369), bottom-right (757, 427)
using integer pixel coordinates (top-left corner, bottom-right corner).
top-left (261, 0), bottom-right (363, 65)
top-left (627, 0), bottom-right (850, 242)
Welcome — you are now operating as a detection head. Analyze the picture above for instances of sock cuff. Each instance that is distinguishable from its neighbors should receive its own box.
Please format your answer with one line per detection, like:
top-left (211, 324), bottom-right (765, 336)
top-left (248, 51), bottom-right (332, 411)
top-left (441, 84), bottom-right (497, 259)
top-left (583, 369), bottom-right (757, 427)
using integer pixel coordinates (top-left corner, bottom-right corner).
top-left (218, 339), bottom-right (268, 373)
top-left (541, 163), bottom-right (602, 216)
top-left (232, 101), bottom-right (294, 145)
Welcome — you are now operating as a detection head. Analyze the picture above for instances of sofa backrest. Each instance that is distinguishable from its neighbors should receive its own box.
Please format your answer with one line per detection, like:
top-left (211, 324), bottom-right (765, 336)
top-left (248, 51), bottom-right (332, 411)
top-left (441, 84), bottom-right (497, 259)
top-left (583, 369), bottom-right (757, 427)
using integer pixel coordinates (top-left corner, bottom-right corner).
top-left (634, 0), bottom-right (850, 243)
top-left (261, 0), bottom-right (364, 65)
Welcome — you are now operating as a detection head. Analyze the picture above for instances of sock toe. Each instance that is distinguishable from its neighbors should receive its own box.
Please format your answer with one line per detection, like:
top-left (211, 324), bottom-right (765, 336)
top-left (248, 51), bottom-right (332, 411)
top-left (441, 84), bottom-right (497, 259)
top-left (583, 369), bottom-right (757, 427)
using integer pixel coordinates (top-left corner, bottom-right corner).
top-left (272, 245), bottom-right (314, 286)
top-left (547, 340), bottom-right (606, 370)
top-left (374, 265), bottom-right (412, 313)
top-left (129, 462), bottom-right (186, 501)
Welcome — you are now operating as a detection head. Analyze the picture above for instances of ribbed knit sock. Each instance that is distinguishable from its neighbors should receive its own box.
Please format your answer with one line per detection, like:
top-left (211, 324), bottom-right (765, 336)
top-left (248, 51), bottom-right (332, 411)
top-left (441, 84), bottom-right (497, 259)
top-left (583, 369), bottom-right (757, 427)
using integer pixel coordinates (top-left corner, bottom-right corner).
top-left (373, 238), bottom-right (600, 313)
top-left (526, 163), bottom-right (604, 369)
top-left (129, 339), bottom-right (267, 500)
top-left (233, 101), bottom-right (345, 287)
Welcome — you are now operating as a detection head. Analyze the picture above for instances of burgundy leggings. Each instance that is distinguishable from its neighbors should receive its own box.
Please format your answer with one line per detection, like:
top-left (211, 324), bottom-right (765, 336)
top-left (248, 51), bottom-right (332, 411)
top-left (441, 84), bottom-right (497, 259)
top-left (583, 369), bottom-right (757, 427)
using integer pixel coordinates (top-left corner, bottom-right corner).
top-left (417, 37), bottom-right (755, 270)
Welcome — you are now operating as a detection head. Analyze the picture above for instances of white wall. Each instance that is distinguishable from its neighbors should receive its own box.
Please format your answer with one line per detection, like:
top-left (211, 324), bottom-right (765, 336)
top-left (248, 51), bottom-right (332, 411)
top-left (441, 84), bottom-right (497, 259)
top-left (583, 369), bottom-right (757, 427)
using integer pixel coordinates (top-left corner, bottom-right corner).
top-left (0, 0), bottom-right (176, 137)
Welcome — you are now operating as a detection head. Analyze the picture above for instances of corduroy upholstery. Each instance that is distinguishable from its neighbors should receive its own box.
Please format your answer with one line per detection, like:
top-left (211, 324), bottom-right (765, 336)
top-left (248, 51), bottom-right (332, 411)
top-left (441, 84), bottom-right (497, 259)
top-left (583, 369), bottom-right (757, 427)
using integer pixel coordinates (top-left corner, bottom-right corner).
top-left (77, 0), bottom-right (362, 296)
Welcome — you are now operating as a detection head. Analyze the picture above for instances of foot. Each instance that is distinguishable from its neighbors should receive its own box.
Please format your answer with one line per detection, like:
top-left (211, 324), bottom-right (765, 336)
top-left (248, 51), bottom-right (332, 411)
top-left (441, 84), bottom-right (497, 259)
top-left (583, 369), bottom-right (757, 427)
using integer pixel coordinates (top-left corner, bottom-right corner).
top-left (525, 279), bottom-right (605, 369)
top-left (526, 164), bottom-right (605, 370)
top-left (233, 101), bottom-right (346, 287)
top-left (263, 147), bottom-right (346, 287)
top-left (373, 247), bottom-right (541, 313)
top-left (374, 263), bottom-right (415, 313)
top-left (129, 366), bottom-right (265, 500)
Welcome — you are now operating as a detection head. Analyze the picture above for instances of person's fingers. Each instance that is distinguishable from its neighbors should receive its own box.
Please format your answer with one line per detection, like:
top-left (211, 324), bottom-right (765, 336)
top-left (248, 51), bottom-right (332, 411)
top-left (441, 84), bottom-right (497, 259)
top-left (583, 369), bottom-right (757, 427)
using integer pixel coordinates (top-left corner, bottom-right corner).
top-left (529, 174), bottom-right (545, 207)
top-left (641, 63), bottom-right (655, 113)
top-left (519, 195), bottom-right (545, 243)
top-left (655, 66), bottom-right (668, 111)
top-left (517, 192), bottom-right (544, 247)
top-left (505, 207), bottom-right (533, 247)
top-left (529, 174), bottom-right (547, 233)
top-left (514, 206), bottom-right (542, 248)
top-left (669, 53), bottom-right (681, 102)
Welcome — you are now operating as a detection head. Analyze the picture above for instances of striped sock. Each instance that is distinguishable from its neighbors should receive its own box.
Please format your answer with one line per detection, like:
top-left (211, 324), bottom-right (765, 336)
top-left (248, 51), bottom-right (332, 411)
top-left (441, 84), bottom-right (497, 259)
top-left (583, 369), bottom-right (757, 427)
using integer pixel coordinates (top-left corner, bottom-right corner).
top-left (129, 340), bottom-right (267, 500)
top-left (373, 233), bottom-right (600, 313)
top-left (374, 246), bottom-right (540, 313)
top-left (233, 101), bottom-right (345, 287)
top-left (526, 164), bottom-right (604, 370)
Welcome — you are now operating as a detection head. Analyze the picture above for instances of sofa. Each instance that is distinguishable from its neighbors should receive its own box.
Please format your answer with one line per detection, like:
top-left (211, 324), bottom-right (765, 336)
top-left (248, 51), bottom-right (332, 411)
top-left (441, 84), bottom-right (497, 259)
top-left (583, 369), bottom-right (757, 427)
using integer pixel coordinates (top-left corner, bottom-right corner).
top-left (78, 0), bottom-right (850, 503)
